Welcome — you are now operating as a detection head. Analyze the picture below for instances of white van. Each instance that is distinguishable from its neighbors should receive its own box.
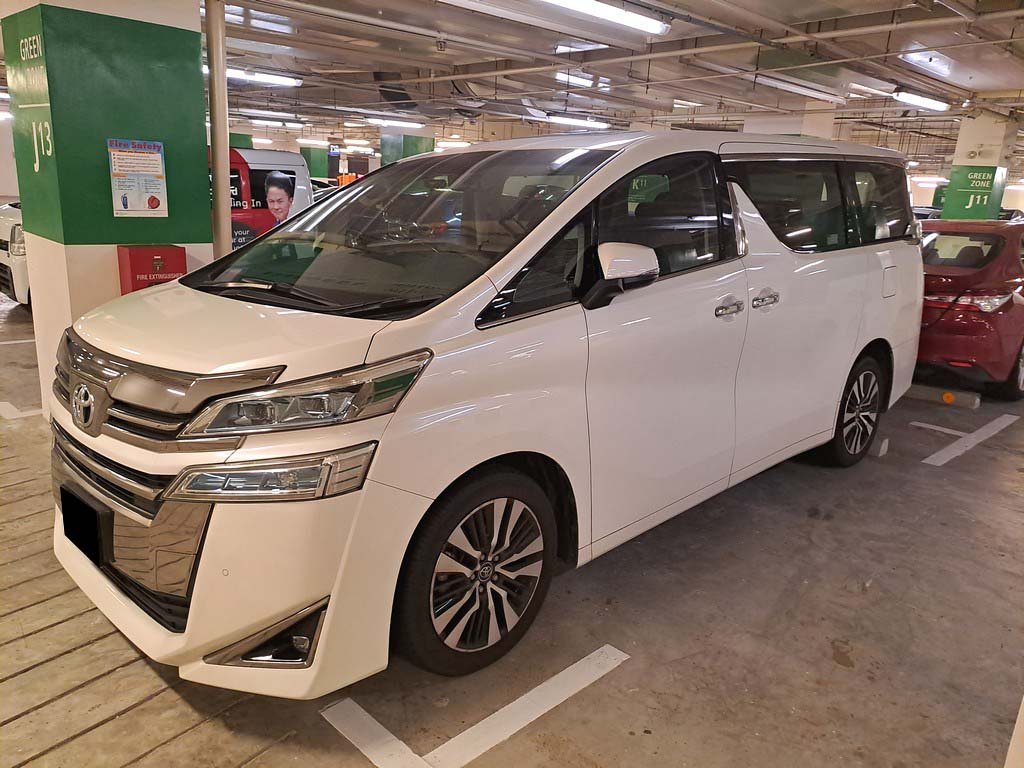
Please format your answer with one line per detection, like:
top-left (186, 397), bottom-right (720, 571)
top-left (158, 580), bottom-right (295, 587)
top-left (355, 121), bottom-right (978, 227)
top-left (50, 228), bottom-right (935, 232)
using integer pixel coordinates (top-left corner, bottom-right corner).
top-left (0, 201), bottom-right (27, 305)
top-left (51, 131), bottom-right (922, 699)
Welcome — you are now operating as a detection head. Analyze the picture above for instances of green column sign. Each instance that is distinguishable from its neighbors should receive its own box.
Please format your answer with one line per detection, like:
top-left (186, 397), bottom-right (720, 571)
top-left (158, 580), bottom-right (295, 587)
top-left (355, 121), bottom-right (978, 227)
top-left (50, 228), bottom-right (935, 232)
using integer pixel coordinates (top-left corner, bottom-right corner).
top-left (2, 6), bottom-right (61, 242)
top-left (2, 4), bottom-right (211, 246)
top-left (940, 165), bottom-right (1006, 220)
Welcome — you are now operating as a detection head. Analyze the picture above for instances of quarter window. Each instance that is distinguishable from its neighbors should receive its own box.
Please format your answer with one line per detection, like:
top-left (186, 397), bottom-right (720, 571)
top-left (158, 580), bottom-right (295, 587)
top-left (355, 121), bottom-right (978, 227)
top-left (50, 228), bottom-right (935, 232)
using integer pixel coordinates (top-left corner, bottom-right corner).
top-left (730, 160), bottom-right (847, 253)
top-left (477, 212), bottom-right (593, 325)
top-left (846, 162), bottom-right (912, 243)
top-left (598, 154), bottom-right (724, 275)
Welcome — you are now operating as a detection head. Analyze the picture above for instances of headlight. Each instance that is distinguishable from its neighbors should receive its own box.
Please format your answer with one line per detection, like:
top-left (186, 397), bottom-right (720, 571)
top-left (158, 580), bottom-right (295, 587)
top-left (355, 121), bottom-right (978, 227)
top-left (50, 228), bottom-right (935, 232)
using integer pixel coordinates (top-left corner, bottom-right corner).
top-left (9, 224), bottom-right (25, 257)
top-left (181, 350), bottom-right (431, 436)
top-left (163, 443), bottom-right (376, 502)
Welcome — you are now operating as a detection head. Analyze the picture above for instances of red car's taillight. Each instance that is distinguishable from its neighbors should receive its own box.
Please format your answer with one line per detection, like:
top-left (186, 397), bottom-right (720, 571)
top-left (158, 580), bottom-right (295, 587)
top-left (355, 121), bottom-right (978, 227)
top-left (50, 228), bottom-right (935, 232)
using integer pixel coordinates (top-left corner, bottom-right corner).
top-left (923, 293), bottom-right (1014, 313)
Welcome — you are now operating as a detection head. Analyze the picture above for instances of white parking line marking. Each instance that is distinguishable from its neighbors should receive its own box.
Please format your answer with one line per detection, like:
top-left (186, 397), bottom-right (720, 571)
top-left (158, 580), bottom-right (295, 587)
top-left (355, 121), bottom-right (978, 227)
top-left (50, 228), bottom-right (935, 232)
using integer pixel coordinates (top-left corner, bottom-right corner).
top-left (424, 644), bottom-right (630, 768)
top-left (1005, 695), bottom-right (1024, 768)
top-left (321, 644), bottom-right (629, 768)
top-left (321, 699), bottom-right (430, 768)
top-left (922, 414), bottom-right (1020, 467)
top-left (0, 402), bottom-right (43, 420)
top-left (910, 421), bottom-right (968, 438)
top-left (0, 339), bottom-right (34, 346)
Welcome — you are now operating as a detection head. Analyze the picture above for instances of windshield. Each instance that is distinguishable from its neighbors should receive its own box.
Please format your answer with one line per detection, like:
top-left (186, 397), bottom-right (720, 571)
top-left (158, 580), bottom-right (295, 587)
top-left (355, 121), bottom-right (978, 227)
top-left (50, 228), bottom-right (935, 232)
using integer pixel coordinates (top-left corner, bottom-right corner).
top-left (922, 232), bottom-right (1002, 270)
top-left (182, 148), bottom-right (613, 318)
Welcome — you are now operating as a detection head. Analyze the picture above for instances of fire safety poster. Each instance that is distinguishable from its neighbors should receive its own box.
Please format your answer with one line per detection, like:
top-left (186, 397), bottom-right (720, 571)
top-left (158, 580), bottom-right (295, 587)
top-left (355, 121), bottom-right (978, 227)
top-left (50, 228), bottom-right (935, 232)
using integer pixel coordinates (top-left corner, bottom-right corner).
top-left (107, 139), bottom-right (168, 218)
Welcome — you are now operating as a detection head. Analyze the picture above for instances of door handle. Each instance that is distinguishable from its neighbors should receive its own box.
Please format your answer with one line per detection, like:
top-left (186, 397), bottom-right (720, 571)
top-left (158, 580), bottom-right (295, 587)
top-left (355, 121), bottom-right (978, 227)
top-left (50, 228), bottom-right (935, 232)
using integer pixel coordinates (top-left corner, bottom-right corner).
top-left (751, 292), bottom-right (780, 309)
top-left (714, 300), bottom-right (744, 318)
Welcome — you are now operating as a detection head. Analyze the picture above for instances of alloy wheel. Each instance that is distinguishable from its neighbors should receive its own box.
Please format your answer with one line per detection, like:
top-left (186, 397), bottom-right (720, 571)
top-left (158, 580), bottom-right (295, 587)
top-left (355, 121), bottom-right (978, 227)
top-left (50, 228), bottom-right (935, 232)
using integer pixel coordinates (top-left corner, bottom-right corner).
top-left (430, 498), bottom-right (544, 652)
top-left (1017, 345), bottom-right (1024, 392)
top-left (842, 370), bottom-right (880, 455)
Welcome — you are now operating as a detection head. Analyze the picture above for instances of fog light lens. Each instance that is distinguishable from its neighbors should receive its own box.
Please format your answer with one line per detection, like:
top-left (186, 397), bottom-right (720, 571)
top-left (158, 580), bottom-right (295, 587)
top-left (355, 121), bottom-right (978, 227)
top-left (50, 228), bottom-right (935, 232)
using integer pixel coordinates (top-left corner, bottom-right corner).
top-left (164, 443), bottom-right (375, 502)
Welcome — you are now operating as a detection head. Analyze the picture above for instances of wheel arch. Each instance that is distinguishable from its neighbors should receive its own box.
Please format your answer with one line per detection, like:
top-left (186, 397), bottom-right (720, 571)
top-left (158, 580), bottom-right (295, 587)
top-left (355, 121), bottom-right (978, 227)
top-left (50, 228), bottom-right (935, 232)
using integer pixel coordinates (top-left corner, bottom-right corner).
top-left (856, 337), bottom-right (895, 411)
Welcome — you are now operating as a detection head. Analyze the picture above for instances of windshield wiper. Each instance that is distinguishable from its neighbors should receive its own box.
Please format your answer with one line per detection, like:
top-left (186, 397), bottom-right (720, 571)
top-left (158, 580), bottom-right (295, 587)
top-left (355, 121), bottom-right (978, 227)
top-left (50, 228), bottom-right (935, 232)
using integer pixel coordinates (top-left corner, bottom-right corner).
top-left (191, 279), bottom-right (341, 309)
top-left (335, 295), bottom-right (443, 317)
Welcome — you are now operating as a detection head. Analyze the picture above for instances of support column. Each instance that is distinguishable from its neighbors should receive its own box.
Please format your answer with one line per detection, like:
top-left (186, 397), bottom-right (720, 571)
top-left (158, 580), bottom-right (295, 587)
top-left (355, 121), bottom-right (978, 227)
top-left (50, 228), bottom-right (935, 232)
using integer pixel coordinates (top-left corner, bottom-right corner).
top-left (941, 110), bottom-right (1020, 220)
top-left (0, 0), bottom-right (212, 412)
top-left (742, 100), bottom-right (836, 139)
top-left (379, 124), bottom-right (435, 165)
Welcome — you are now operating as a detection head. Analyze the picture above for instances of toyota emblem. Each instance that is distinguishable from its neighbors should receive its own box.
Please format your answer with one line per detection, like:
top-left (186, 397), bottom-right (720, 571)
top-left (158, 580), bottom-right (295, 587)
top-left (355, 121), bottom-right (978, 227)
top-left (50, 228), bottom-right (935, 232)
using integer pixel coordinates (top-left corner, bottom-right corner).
top-left (72, 383), bottom-right (95, 429)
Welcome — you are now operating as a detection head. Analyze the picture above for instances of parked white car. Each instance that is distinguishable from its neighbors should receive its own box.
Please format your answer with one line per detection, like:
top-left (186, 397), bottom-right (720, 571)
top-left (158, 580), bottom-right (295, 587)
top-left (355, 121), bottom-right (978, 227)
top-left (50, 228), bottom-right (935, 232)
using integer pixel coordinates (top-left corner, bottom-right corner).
top-left (50, 131), bottom-right (922, 699)
top-left (0, 201), bottom-right (27, 305)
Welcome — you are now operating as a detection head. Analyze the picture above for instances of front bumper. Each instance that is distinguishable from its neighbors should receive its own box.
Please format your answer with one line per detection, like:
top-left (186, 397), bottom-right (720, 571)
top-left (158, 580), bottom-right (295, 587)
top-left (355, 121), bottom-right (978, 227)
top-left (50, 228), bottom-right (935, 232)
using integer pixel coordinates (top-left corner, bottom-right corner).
top-left (52, 410), bottom-right (433, 699)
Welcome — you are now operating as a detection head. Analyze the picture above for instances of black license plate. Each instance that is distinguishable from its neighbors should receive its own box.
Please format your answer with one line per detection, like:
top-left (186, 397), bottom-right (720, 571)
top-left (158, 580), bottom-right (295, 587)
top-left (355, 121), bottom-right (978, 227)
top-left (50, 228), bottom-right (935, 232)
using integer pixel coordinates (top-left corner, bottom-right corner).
top-left (60, 487), bottom-right (113, 565)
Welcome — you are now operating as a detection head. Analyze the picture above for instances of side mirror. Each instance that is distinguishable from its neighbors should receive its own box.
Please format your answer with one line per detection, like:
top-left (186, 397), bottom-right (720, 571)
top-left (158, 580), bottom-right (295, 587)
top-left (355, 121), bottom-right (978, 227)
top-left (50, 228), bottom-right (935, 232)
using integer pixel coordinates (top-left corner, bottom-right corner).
top-left (582, 242), bottom-right (660, 310)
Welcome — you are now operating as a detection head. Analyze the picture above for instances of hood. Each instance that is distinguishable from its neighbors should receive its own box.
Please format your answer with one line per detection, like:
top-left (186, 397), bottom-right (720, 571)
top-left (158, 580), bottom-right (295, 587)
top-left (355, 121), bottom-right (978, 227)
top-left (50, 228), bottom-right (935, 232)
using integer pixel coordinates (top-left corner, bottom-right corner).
top-left (73, 281), bottom-right (390, 382)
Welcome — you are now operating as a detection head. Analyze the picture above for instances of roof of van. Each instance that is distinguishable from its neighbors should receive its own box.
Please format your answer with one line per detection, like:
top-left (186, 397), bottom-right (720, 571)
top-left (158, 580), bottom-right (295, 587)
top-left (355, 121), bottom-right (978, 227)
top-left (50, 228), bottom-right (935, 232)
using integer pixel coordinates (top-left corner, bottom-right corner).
top-left (233, 148), bottom-right (309, 167)
top-left (419, 130), bottom-right (905, 161)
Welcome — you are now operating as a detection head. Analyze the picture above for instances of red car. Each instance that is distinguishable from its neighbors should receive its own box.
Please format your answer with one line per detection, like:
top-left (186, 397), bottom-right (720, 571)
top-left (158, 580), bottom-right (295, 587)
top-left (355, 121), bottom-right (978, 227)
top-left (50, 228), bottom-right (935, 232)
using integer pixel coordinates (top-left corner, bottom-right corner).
top-left (918, 220), bottom-right (1024, 400)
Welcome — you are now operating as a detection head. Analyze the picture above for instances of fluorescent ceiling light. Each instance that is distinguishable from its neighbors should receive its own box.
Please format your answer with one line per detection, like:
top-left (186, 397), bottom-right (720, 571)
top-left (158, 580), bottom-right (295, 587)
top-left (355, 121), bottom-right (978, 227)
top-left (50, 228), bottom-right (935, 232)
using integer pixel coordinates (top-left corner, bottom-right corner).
top-left (907, 160), bottom-right (920, 167)
top-left (450, 134), bottom-right (461, 138)
top-left (547, 114), bottom-right (610, 129)
top-left (911, 175), bottom-right (949, 183)
top-left (343, 121), bottom-right (365, 127)
top-left (284, 122), bottom-right (304, 129)
top-left (344, 138), bottom-right (370, 145)
top-left (537, 0), bottom-right (670, 35)
top-left (251, 119), bottom-right (283, 127)
top-left (367, 118), bottom-right (425, 128)
top-left (848, 82), bottom-right (893, 97)
top-left (556, 71), bottom-right (594, 88)
top-left (674, 99), bottom-right (702, 108)
top-left (203, 64), bottom-right (302, 87)
top-left (1006, 184), bottom-right (1024, 191)
top-left (239, 108), bottom-right (296, 119)
top-left (893, 91), bottom-right (949, 111)
top-left (754, 74), bottom-right (846, 104)
top-left (0, 93), bottom-right (9, 100)
top-left (555, 42), bottom-right (608, 54)
top-left (0, 112), bottom-right (12, 121)
top-left (344, 146), bottom-right (375, 154)
top-left (437, 140), bottom-right (472, 148)
top-left (296, 138), bottom-right (330, 146)
top-left (252, 137), bottom-right (274, 145)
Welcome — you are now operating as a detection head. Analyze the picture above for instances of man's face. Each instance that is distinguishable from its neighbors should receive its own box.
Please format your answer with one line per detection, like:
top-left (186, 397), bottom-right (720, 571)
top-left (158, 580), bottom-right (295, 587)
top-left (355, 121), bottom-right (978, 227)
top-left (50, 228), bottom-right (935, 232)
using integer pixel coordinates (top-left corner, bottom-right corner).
top-left (267, 186), bottom-right (293, 222)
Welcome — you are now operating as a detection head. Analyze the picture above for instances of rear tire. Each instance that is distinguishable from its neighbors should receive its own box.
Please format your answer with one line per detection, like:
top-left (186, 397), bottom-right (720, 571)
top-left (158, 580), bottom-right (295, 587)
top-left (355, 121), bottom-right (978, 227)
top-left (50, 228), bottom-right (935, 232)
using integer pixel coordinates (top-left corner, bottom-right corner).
top-left (988, 341), bottom-right (1024, 401)
top-left (814, 356), bottom-right (885, 467)
top-left (395, 469), bottom-right (556, 676)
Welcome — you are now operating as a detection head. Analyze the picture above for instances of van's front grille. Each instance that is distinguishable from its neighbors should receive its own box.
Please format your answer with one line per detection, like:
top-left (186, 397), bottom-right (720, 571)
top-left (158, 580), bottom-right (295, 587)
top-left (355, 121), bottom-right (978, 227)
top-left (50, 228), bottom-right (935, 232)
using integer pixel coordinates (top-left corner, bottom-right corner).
top-left (0, 263), bottom-right (13, 298)
top-left (52, 422), bottom-right (170, 518)
top-left (53, 330), bottom-right (282, 452)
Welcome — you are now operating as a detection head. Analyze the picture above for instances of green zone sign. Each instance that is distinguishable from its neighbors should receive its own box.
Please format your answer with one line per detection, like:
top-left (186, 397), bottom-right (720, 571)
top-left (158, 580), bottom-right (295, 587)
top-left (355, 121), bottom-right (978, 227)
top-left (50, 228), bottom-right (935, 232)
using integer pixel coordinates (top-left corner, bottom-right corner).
top-left (940, 165), bottom-right (1007, 220)
top-left (1, 5), bottom-right (61, 241)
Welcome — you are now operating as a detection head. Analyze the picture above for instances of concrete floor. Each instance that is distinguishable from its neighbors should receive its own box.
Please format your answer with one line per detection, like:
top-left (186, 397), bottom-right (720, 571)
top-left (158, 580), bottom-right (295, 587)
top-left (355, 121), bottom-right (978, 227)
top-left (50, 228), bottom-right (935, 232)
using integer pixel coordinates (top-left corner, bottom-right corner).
top-left (1, 292), bottom-right (1021, 768)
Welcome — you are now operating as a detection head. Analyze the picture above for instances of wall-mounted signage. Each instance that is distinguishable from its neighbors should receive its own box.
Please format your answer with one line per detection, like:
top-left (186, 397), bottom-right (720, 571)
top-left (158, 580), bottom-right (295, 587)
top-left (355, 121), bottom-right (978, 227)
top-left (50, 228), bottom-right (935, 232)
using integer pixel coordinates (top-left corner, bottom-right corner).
top-left (107, 139), bottom-right (168, 218)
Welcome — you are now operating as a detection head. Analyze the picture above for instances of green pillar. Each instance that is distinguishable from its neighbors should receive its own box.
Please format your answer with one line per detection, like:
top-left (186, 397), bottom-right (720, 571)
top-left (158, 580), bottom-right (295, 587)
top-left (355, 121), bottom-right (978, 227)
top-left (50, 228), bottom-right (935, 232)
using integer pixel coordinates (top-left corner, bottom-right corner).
top-left (941, 111), bottom-right (1019, 220)
top-left (380, 133), bottom-right (435, 165)
top-left (0, 0), bottom-right (211, 411)
top-left (229, 132), bottom-right (254, 149)
top-left (300, 146), bottom-right (329, 178)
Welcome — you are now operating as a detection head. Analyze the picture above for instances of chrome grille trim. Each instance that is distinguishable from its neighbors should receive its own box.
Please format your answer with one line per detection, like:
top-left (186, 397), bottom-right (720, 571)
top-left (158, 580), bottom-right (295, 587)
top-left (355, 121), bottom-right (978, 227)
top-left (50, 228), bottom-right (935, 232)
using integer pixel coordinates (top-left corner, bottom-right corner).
top-left (53, 422), bottom-right (169, 519)
top-left (52, 436), bottom-right (215, 633)
top-left (53, 329), bottom-right (283, 451)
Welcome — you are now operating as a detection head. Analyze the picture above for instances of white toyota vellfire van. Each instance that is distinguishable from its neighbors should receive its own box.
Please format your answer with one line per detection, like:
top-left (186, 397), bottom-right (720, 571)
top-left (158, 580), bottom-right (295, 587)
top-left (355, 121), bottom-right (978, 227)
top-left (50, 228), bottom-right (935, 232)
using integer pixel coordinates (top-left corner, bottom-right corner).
top-left (51, 131), bottom-right (922, 698)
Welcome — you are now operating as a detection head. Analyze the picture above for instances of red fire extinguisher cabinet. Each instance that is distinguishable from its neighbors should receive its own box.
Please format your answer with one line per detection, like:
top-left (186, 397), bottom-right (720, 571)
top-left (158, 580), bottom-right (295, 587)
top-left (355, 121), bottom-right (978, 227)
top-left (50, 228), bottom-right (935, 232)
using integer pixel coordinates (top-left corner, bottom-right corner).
top-left (117, 245), bottom-right (187, 295)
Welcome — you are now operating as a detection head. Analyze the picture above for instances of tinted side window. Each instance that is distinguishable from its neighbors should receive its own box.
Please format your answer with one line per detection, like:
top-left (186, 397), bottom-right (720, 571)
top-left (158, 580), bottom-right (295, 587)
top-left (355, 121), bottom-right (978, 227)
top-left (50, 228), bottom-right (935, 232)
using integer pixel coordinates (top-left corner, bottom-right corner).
top-left (598, 154), bottom-right (722, 275)
top-left (731, 160), bottom-right (847, 253)
top-left (847, 162), bottom-right (912, 243)
top-left (478, 212), bottom-right (592, 325)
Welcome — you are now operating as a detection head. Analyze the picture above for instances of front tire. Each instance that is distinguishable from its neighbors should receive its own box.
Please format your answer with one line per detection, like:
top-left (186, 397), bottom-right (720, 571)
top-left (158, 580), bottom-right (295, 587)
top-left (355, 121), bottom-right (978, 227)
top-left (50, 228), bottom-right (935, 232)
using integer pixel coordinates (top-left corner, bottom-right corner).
top-left (815, 356), bottom-right (885, 467)
top-left (395, 469), bottom-right (556, 676)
